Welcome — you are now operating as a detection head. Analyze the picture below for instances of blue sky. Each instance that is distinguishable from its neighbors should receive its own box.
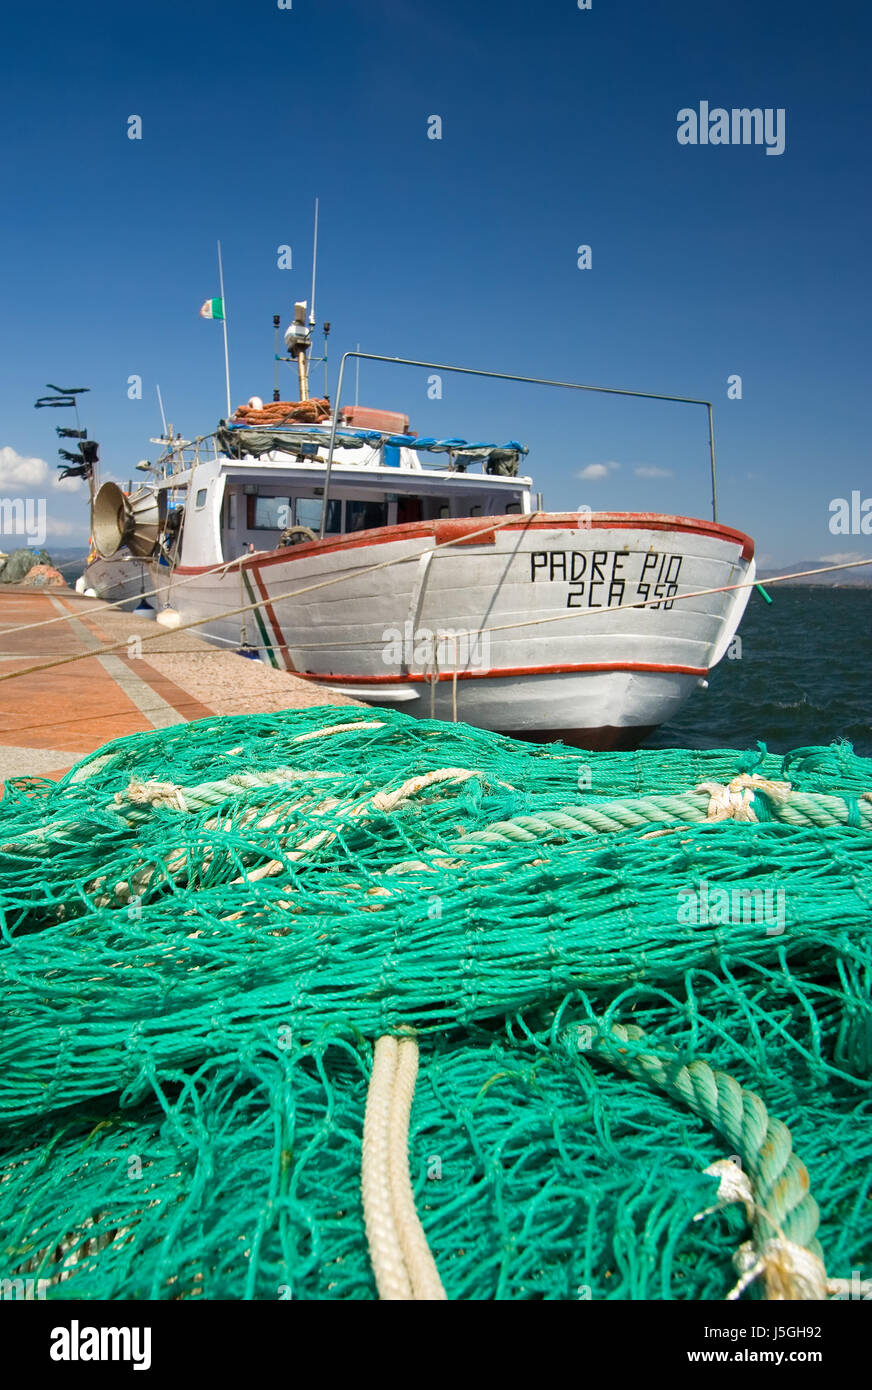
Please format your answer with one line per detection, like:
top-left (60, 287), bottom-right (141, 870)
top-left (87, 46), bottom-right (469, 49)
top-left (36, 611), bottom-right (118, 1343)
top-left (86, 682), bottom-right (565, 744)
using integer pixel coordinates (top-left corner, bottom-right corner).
top-left (1, 0), bottom-right (870, 567)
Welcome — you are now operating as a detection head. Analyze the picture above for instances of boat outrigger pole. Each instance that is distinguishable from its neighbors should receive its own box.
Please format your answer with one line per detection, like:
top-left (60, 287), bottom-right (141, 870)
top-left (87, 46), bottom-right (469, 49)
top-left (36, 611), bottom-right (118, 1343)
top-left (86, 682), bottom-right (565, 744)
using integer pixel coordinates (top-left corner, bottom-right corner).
top-left (319, 353), bottom-right (722, 538)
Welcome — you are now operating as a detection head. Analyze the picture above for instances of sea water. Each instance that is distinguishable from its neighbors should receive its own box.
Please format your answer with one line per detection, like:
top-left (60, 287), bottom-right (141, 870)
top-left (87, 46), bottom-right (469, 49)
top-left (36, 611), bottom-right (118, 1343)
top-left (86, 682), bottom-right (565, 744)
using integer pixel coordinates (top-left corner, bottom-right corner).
top-left (648, 586), bottom-right (872, 756)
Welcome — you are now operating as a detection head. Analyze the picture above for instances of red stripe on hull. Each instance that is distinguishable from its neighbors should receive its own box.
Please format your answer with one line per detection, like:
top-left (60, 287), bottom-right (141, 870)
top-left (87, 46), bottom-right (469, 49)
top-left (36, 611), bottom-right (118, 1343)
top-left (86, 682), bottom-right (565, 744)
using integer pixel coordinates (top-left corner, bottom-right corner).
top-left (296, 660), bottom-right (708, 684)
top-left (174, 511), bottom-right (754, 575)
top-left (250, 565), bottom-right (294, 670)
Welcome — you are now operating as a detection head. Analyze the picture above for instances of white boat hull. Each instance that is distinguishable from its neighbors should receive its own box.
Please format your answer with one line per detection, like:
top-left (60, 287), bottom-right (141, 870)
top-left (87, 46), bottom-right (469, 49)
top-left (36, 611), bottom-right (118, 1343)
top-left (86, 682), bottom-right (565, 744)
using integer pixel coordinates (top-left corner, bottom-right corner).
top-left (85, 512), bottom-right (755, 749)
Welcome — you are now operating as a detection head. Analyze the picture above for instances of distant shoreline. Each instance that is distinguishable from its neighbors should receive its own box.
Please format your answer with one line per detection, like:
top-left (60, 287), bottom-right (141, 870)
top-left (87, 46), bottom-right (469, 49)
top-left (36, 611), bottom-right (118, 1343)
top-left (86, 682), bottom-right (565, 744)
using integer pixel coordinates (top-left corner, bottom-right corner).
top-left (757, 578), bottom-right (872, 589)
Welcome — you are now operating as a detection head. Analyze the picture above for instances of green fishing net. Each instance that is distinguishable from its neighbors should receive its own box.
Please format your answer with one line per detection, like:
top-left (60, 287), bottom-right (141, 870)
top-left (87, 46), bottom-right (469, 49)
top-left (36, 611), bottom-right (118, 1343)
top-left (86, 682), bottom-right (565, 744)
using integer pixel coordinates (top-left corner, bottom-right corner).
top-left (1, 706), bottom-right (869, 1299)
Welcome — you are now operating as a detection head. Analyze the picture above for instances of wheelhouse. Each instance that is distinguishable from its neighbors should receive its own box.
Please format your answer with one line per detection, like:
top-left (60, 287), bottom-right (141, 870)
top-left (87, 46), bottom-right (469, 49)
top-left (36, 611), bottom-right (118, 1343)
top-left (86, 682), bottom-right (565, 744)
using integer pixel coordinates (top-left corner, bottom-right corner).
top-left (154, 422), bottom-right (534, 567)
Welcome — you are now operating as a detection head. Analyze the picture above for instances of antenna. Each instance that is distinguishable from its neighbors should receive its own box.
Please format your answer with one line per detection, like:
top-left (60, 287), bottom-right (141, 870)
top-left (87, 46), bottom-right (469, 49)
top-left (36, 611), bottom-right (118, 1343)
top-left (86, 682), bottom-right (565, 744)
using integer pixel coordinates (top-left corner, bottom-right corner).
top-left (273, 315), bottom-right (281, 401)
top-left (156, 384), bottom-right (169, 437)
top-left (309, 197), bottom-right (319, 326)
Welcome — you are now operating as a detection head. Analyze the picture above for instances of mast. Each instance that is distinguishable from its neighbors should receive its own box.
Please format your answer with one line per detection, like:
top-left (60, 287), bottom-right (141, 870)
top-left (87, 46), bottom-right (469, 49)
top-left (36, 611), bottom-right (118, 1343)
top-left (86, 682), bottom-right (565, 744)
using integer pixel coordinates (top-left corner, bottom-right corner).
top-left (279, 201), bottom-right (320, 401)
top-left (216, 240), bottom-right (232, 417)
top-left (156, 384), bottom-right (169, 436)
top-left (285, 302), bottom-right (312, 400)
top-left (310, 197), bottom-right (319, 327)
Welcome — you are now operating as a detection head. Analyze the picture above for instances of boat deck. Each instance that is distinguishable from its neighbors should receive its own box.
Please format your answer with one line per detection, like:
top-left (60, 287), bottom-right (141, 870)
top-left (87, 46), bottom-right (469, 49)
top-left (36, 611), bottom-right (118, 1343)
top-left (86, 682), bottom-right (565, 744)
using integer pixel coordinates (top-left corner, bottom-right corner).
top-left (0, 589), bottom-right (360, 785)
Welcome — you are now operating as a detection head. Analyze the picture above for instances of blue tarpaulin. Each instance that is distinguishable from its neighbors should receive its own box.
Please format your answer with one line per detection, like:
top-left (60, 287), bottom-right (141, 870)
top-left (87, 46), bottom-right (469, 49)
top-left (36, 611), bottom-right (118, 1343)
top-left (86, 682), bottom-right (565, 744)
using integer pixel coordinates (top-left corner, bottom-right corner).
top-left (225, 422), bottom-right (527, 456)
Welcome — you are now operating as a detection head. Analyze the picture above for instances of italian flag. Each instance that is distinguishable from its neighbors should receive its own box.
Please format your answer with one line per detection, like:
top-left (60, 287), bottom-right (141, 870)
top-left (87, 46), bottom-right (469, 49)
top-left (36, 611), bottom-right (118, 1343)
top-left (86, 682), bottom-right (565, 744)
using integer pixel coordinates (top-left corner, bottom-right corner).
top-left (199, 298), bottom-right (224, 320)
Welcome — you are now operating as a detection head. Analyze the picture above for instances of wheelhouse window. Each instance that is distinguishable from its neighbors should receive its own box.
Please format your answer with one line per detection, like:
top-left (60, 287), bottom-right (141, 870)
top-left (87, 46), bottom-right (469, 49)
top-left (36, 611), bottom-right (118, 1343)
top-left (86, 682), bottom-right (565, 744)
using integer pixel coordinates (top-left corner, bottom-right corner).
top-left (252, 496), bottom-right (292, 530)
top-left (296, 497), bottom-right (341, 534)
top-left (346, 499), bottom-right (388, 532)
top-left (396, 496), bottom-right (423, 524)
top-left (195, 488), bottom-right (208, 508)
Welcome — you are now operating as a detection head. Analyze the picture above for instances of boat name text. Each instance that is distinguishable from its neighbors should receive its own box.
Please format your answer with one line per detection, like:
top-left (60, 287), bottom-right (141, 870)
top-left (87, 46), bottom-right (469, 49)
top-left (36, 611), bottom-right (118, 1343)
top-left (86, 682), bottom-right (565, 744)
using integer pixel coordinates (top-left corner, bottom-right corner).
top-left (530, 550), bottom-right (684, 609)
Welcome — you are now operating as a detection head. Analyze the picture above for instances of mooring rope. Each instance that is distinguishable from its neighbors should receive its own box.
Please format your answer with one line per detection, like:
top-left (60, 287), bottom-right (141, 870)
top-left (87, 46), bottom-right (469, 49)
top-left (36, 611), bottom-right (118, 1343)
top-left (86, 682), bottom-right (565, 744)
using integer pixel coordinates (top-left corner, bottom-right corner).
top-left (0, 551), bottom-right (250, 636)
top-left (3, 535), bottom-right (872, 690)
top-left (0, 513), bottom-right (531, 682)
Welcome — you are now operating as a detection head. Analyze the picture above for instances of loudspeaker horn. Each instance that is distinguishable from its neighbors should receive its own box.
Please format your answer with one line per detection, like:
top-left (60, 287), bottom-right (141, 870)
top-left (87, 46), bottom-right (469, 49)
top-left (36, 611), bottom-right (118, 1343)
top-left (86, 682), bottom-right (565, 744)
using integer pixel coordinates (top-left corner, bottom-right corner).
top-left (92, 482), bottom-right (165, 559)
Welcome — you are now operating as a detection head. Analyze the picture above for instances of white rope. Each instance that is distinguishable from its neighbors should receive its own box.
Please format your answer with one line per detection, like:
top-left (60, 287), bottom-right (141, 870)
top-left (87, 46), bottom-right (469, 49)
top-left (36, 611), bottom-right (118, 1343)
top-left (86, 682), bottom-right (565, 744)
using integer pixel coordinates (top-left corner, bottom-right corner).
top-left (362, 1035), bottom-right (447, 1301)
top-left (696, 781), bottom-right (758, 823)
top-left (288, 721), bottom-right (385, 743)
top-left (361, 1038), bottom-right (413, 1300)
top-left (121, 778), bottom-right (190, 812)
top-left (728, 1238), bottom-right (828, 1302)
top-left (694, 1157), bottom-right (755, 1222)
top-left (4, 529), bottom-right (872, 672)
top-left (695, 773), bottom-right (793, 823)
top-left (387, 1038), bottom-right (447, 1300)
top-left (370, 768), bottom-right (479, 812)
top-left (0, 552), bottom-right (249, 637)
top-left (0, 514), bottom-right (528, 684)
top-left (231, 769), bottom-right (494, 880)
top-left (695, 1158), bottom-right (828, 1301)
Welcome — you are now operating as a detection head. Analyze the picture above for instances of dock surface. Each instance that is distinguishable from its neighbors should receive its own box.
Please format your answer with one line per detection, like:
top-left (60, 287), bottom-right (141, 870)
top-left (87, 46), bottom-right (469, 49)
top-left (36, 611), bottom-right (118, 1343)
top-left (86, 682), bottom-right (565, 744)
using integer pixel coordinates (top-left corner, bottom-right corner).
top-left (0, 589), bottom-right (360, 784)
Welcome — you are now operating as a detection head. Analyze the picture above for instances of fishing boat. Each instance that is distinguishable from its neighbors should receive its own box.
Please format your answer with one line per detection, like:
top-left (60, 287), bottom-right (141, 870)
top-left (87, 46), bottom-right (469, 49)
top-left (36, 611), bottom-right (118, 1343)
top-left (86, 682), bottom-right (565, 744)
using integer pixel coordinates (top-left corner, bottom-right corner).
top-left (81, 307), bottom-right (755, 750)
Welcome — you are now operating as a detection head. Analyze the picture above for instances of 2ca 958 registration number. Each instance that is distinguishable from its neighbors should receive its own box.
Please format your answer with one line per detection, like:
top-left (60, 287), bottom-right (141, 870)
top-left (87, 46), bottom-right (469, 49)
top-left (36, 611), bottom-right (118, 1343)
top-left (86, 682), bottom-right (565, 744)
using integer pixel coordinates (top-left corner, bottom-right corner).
top-left (529, 549), bottom-right (684, 609)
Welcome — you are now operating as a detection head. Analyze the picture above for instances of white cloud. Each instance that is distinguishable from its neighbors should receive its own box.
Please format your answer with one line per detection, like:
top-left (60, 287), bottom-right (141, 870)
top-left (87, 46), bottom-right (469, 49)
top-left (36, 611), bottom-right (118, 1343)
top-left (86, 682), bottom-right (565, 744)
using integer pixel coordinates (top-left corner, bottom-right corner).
top-left (0, 445), bottom-right (84, 493)
top-left (575, 461), bottom-right (620, 481)
top-left (818, 551), bottom-right (869, 565)
top-left (0, 445), bottom-right (48, 488)
top-left (45, 518), bottom-right (84, 538)
top-left (634, 466), bottom-right (674, 479)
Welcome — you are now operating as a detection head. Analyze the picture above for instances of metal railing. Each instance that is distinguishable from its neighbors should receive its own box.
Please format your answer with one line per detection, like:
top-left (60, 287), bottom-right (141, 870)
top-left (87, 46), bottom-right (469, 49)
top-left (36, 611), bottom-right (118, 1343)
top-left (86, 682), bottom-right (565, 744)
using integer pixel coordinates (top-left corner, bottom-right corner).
top-left (155, 433), bottom-right (220, 477)
top-left (319, 352), bottom-right (720, 537)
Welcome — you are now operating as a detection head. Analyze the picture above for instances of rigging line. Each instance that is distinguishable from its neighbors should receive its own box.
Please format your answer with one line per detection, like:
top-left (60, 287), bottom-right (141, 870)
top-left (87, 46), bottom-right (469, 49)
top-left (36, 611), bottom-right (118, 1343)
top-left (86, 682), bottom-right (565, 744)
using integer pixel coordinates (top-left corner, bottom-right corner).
top-left (0, 553), bottom-right (250, 638)
top-left (202, 556), bottom-right (872, 655)
top-left (1, 487), bottom-right (515, 641)
top-left (2, 537), bottom-right (868, 689)
top-left (458, 556), bottom-right (872, 644)
top-left (0, 514), bottom-right (531, 685)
